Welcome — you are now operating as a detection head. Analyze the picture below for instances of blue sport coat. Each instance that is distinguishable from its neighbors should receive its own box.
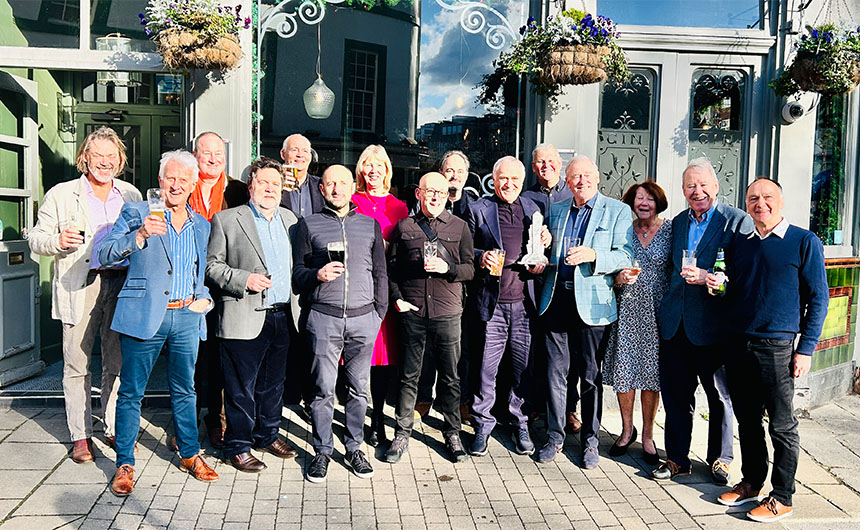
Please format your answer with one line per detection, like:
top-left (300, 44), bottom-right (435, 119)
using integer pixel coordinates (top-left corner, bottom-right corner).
top-left (658, 201), bottom-right (753, 346)
top-left (467, 195), bottom-right (543, 322)
top-left (99, 201), bottom-right (211, 341)
top-left (538, 193), bottom-right (633, 325)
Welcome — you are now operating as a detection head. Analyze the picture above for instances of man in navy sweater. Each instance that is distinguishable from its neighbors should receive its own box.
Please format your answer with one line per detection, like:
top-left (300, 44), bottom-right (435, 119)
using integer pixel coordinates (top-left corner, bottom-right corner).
top-left (707, 178), bottom-right (828, 523)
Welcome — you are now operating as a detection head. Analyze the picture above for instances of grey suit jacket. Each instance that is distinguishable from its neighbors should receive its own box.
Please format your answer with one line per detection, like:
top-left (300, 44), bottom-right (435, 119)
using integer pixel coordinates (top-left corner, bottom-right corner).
top-left (658, 201), bottom-right (753, 346)
top-left (206, 204), bottom-right (300, 339)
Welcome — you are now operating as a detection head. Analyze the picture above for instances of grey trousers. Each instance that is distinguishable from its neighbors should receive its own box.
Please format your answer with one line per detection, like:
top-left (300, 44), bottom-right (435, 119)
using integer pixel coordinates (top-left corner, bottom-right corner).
top-left (61, 270), bottom-right (124, 441)
top-left (306, 309), bottom-right (381, 455)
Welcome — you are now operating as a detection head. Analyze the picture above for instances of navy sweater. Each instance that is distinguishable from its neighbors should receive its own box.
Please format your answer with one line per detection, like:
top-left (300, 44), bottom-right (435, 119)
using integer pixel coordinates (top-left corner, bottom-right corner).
top-left (725, 224), bottom-right (828, 355)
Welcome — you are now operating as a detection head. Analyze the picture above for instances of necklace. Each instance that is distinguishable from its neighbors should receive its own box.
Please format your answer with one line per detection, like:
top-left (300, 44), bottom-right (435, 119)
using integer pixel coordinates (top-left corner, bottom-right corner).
top-left (636, 219), bottom-right (660, 238)
top-left (364, 191), bottom-right (386, 213)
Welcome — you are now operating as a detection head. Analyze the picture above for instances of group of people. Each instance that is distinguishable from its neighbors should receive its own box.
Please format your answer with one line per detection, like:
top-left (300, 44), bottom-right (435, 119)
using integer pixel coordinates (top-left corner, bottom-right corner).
top-left (30, 126), bottom-right (828, 524)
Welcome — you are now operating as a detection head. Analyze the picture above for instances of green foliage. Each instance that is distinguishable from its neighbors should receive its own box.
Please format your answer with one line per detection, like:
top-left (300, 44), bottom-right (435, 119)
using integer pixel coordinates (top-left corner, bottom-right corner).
top-left (141, 0), bottom-right (250, 40)
top-left (771, 24), bottom-right (860, 98)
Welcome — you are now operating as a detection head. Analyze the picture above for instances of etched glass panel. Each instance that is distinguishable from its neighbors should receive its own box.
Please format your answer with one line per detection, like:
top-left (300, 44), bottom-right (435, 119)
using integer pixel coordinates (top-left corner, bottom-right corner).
top-left (688, 69), bottom-right (746, 206)
top-left (596, 69), bottom-right (657, 199)
top-left (810, 94), bottom-right (847, 245)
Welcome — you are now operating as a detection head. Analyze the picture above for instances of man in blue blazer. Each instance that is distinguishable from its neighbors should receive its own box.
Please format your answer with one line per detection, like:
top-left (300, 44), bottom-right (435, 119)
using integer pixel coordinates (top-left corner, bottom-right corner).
top-left (535, 156), bottom-right (632, 469)
top-left (99, 150), bottom-right (218, 496)
top-left (467, 156), bottom-right (549, 458)
top-left (653, 158), bottom-right (753, 485)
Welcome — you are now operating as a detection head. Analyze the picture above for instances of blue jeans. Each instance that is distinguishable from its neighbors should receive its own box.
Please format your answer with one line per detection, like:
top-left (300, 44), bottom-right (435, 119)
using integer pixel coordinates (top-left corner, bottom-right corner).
top-left (115, 307), bottom-right (202, 467)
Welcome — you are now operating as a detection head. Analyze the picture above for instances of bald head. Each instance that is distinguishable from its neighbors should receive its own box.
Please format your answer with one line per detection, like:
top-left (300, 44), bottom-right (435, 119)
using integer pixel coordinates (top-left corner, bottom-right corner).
top-left (746, 178), bottom-right (784, 234)
top-left (320, 165), bottom-right (354, 216)
top-left (417, 172), bottom-right (449, 218)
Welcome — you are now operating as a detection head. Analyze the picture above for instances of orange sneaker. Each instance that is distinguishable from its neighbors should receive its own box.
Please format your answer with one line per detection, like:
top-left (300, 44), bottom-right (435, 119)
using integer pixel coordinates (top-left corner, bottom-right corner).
top-left (746, 496), bottom-right (793, 523)
top-left (718, 481), bottom-right (763, 506)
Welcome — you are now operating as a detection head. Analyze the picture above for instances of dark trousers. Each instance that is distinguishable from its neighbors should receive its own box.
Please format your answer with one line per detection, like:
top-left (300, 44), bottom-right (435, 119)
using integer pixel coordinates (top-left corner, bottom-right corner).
top-left (306, 310), bottom-right (380, 455)
top-left (659, 326), bottom-right (734, 468)
top-left (726, 337), bottom-right (799, 506)
top-left (395, 312), bottom-right (462, 437)
top-left (417, 310), bottom-right (477, 405)
top-left (196, 310), bottom-right (225, 430)
top-left (220, 310), bottom-right (290, 458)
top-left (472, 301), bottom-right (531, 434)
top-left (529, 318), bottom-right (580, 418)
top-left (543, 288), bottom-right (606, 449)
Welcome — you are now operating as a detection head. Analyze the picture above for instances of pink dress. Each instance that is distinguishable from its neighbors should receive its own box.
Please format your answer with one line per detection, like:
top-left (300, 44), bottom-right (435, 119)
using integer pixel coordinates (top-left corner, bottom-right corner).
top-left (351, 192), bottom-right (409, 366)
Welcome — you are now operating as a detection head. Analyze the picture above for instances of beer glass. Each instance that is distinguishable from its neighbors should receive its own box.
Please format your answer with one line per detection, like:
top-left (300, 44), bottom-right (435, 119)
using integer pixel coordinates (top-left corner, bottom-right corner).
top-left (423, 240), bottom-right (438, 267)
top-left (489, 248), bottom-right (505, 277)
top-left (283, 165), bottom-right (299, 192)
top-left (629, 258), bottom-right (642, 276)
top-left (681, 249), bottom-right (697, 279)
top-left (563, 237), bottom-right (581, 266)
top-left (68, 211), bottom-right (86, 239)
top-left (327, 241), bottom-right (345, 264)
top-left (253, 266), bottom-right (274, 311)
top-left (147, 188), bottom-right (166, 221)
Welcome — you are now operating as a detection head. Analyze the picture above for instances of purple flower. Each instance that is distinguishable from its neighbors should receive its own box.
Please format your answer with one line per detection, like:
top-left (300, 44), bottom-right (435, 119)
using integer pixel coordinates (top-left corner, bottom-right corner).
top-left (145, 28), bottom-right (151, 35)
top-left (140, 19), bottom-right (146, 25)
top-left (244, 17), bottom-right (251, 28)
top-left (138, 12), bottom-right (144, 19)
top-left (811, 29), bottom-right (819, 38)
top-left (519, 24), bottom-right (526, 35)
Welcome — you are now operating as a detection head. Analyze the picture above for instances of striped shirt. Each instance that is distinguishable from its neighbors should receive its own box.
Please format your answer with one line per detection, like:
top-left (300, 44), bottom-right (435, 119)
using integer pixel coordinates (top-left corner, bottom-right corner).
top-left (166, 208), bottom-right (197, 301)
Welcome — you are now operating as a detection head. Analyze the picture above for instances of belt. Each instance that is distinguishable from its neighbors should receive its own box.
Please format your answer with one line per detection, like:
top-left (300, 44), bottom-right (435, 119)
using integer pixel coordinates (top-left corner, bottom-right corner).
top-left (166, 296), bottom-right (195, 310)
top-left (558, 280), bottom-right (575, 291)
top-left (88, 268), bottom-right (127, 277)
top-left (266, 302), bottom-right (289, 314)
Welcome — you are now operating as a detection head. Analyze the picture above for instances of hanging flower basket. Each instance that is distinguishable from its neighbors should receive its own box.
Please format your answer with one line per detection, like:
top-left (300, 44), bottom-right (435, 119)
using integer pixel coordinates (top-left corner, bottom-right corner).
top-left (538, 44), bottom-right (611, 86)
top-left (478, 10), bottom-right (630, 107)
top-left (140, 0), bottom-right (250, 72)
top-left (771, 24), bottom-right (860, 98)
top-left (153, 29), bottom-right (242, 70)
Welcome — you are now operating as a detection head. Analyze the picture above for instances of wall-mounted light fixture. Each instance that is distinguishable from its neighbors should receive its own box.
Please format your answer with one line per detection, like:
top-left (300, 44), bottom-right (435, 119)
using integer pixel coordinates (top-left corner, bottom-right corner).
top-left (56, 92), bottom-right (75, 134)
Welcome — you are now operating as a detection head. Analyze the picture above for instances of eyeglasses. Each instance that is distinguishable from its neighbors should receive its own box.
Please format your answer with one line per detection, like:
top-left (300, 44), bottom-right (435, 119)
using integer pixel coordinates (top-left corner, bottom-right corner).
top-left (419, 189), bottom-right (448, 198)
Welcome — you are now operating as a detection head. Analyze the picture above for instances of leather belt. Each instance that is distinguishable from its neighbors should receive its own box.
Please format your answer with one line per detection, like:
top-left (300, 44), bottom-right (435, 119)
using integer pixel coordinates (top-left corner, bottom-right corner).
top-left (167, 297), bottom-right (195, 310)
top-left (558, 280), bottom-right (575, 291)
top-left (266, 302), bottom-right (289, 314)
top-left (88, 268), bottom-right (126, 277)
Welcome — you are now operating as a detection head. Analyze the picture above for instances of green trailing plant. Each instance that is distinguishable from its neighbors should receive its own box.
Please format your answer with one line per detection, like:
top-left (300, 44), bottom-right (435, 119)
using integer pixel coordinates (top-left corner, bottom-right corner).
top-left (140, 0), bottom-right (250, 39)
top-left (478, 9), bottom-right (631, 106)
top-left (771, 24), bottom-right (860, 98)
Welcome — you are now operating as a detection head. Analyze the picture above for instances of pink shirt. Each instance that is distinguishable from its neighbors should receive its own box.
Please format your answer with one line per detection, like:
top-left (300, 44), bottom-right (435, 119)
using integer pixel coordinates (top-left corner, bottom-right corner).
top-left (84, 177), bottom-right (126, 269)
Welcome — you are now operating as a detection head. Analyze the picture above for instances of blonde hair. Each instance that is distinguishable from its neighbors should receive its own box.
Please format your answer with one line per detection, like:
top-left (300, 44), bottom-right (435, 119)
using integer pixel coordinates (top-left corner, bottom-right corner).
top-left (355, 144), bottom-right (392, 193)
top-left (75, 126), bottom-right (128, 175)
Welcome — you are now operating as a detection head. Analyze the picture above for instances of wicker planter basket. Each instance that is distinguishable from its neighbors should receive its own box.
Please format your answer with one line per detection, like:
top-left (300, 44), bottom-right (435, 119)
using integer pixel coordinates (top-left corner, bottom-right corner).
top-left (538, 44), bottom-right (610, 86)
top-left (154, 29), bottom-right (242, 71)
top-left (790, 50), bottom-right (860, 96)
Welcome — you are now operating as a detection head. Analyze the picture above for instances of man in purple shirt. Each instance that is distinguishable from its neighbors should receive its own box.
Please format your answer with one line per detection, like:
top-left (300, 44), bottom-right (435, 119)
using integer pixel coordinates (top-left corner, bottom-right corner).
top-left (29, 127), bottom-right (142, 463)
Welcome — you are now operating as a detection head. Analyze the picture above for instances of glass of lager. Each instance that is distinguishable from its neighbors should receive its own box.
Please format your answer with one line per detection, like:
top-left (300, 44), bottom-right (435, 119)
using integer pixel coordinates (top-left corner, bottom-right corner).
top-left (147, 189), bottom-right (166, 221)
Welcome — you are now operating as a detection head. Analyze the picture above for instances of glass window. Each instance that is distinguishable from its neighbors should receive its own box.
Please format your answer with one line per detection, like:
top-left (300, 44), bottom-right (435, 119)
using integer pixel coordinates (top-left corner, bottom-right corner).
top-left (810, 94), bottom-right (848, 246)
top-left (0, 143), bottom-right (24, 189)
top-left (0, 197), bottom-right (24, 241)
top-left (596, 68), bottom-right (658, 199)
top-left (598, 0), bottom-right (762, 29)
top-left (90, 0), bottom-right (154, 52)
top-left (3, 0), bottom-right (80, 48)
top-left (688, 69), bottom-right (746, 206)
top-left (258, 0), bottom-right (527, 193)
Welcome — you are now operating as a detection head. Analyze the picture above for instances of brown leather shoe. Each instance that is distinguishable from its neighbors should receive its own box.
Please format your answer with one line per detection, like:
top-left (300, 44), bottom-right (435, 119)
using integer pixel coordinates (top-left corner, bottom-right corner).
top-left (718, 480), bottom-right (764, 507)
top-left (261, 438), bottom-right (298, 459)
top-left (460, 403), bottom-right (473, 424)
top-left (747, 496), bottom-right (793, 523)
top-left (179, 455), bottom-right (219, 482)
top-left (207, 425), bottom-right (224, 449)
top-left (110, 464), bottom-right (134, 496)
top-left (168, 436), bottom-right (179, 452)
top-left (229, 452), bottom-right (267, 473)
top-left (72, 439), bottom-right (94, 463)
top-left (104, 436), bottom-right (139, 453)
top-left (565, 412), bottom-right (582, 434)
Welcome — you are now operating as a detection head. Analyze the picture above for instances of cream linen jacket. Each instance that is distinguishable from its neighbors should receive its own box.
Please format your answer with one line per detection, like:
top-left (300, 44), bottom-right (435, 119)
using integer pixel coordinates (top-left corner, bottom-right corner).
top-left (29, 175), bottom-right (142, 325)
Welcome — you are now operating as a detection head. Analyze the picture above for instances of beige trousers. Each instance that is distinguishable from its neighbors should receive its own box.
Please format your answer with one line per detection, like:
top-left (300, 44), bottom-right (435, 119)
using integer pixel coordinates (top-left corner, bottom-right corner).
top-left (61, 270), bottom-right (124, 441)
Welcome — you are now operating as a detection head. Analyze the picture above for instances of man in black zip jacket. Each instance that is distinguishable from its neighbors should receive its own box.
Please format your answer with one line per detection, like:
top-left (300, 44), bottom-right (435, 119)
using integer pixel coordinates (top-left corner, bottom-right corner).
top-left (292, 165), bottom-right (388, 484)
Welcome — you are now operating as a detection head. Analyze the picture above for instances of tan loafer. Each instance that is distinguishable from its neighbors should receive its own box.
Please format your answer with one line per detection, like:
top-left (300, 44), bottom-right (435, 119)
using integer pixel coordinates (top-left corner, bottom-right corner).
top-left (179, 454), bottom-right (219, 482)
top-left (71, 439), bottom-right (94, 464)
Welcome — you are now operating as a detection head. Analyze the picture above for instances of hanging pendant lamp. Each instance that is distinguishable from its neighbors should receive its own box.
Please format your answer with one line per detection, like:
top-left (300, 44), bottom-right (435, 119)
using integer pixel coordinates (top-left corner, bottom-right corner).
top-left (304, 25), bottom-right (335, 119)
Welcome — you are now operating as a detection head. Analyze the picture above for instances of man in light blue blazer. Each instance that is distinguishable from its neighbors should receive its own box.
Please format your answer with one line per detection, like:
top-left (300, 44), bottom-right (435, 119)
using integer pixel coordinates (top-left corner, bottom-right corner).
top-left (536, 155), bottom-right (632, 469)
top-left (653, 158), bottom-right (753, 485)
top-left (99, 150), bottom-right (218, 497)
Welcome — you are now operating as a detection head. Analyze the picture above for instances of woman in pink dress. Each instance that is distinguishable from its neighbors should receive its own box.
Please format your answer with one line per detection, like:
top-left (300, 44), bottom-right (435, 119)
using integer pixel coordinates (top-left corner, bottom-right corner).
top-left (352, 145), bottom-right (409, 446)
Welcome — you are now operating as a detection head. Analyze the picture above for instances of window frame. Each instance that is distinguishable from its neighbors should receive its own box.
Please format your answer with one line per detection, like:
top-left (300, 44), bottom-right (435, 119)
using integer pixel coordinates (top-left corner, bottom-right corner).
top-left (341, 39), bottom-right (387, 141)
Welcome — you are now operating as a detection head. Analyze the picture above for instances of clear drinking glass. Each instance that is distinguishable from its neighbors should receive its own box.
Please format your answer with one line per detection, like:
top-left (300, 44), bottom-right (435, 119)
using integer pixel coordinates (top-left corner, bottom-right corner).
top-left (147, 188), bottom-right (166, 221)
top-left (681, 249), bottom-right (697, 278)
top-left (68, 211), bottom-right (86, 239)
top-left (423, 240), bottom-right (438, 267)
top-left (563, 237), bottom-right (582, 265)
top-left (630, 258), bottom-right (642, 276)
top-left (283, 164), bottom-right (299, 192)
top-left (489, 248), bottom-right (505, 276)
top-left (253, 266), bottom-right (274, 311)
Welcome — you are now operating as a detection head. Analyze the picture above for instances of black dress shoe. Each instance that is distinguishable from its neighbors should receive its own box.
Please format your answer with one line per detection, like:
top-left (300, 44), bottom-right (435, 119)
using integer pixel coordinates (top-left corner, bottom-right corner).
top-left (261, 439), bottom-right (298, 459)
top-left (642, 439), bottom-right (659, 466)
top-left (230, 452), bottom-right (267, 473)
top-left (609, 426), bottom-right (637, 457)
top-left (366, 426), bottom-right (379, 447)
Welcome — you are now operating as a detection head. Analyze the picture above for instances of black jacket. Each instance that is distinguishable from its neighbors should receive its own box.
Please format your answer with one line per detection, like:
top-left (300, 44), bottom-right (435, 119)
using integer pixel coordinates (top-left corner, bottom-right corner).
top-left (280, 174), bottom-right (325, 217)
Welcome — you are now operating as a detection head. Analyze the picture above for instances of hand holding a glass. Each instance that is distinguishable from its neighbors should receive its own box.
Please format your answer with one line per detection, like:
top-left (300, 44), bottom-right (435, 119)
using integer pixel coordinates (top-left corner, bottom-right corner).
top-left (481, 248), bottom-right (505, 276)
top-left (60, 211), bottom-right (86, 249)
top-left (318, 242), bottom-right (345, 282)
top-left (137, 189), bottom-right (168, 246)
top-left (563, 237), bottom-right (596, 266)
top-left (681, 249), bottom-right (706, 285)
top-left (283, 164), bottom-right (300, 191)
top-left (616, 258), bottom-right (642, 286)
top-left (423, 240), bottom-right (449, 274)
top-left (246, 269), bottom-right (273, 292)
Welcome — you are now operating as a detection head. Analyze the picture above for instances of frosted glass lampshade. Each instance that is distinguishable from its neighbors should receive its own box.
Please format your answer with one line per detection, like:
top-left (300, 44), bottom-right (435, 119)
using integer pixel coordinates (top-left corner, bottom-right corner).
top-left (303, 77), bottom-right (335, 119)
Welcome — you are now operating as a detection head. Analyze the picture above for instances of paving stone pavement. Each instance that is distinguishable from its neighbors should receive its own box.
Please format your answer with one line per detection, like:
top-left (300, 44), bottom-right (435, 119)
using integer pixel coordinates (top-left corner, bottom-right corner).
top-left (0, 393), bottom-right (858, 530)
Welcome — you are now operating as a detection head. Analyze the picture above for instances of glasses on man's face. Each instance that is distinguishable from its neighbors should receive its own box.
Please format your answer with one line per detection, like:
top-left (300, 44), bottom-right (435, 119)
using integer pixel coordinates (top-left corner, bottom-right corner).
top-left (420, 189), bottom-right (448, 198)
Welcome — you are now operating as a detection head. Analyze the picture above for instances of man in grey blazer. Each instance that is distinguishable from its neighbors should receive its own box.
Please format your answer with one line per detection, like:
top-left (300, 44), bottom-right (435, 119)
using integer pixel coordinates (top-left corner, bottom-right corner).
top-left (206, 157), bottom-right (300, 473)
top-left (654, 158), bottom-right (753, 485)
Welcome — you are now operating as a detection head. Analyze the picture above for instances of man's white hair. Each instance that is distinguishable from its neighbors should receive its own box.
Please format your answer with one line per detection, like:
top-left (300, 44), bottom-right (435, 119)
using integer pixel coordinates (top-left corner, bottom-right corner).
top-left (281, 133), bottom-right (311, 152)
top-left (440, 150), bottom-right (470, 172)
top-left (531, 143), bottom-right (560, 163)
top-left (492, 155), bottom-right (525, 178)
top-left (565, 154), bottom-right (597, 175)
top-left (158, 150), bottom-right (199, 184)
top-left (683, 157), bottom-right (717, 183)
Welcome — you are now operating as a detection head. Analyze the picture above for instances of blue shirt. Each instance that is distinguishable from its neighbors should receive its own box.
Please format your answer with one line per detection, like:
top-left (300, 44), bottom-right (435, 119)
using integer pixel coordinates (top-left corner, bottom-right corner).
top-left (287, 180), bottom-right (312, 218)
top-left (250, 203), bottom-right (292, 304)
top-left (558, 195), bottom-right (596, 282)
top-left (687, 200), bottom-right (718, 251)
top-left (166, 208), bottom-right (197, 301)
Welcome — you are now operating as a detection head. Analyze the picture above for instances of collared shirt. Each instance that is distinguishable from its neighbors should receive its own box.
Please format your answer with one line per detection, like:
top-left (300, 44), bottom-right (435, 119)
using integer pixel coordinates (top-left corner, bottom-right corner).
top-left (84, 177), bottom-right (126, 269)
top-left (749, 217), bottom-right (789, 240)
top-left (558, 194), bottom-right (597, 282)
top-left (166, 208), bottom-right (197, 301)
top-left (287, 177), bottom-right (313, 218)
top-left (687, 200), bottom-right (718, 250)
top-left (496, 196), bottom-right (526, 303)
top-left (249, 203), bottom-right (291, 304)
top-left (539, 179), bottom-right (569, 202)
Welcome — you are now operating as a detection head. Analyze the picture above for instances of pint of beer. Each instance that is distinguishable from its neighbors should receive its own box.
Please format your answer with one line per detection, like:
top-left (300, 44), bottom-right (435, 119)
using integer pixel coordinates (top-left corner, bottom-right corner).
top-left (489, 249), bottom-right (505, 277)
top-left (147, 188), bottom-right (166, 221)
top-left (283, 165), bottom-right (299, 192)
